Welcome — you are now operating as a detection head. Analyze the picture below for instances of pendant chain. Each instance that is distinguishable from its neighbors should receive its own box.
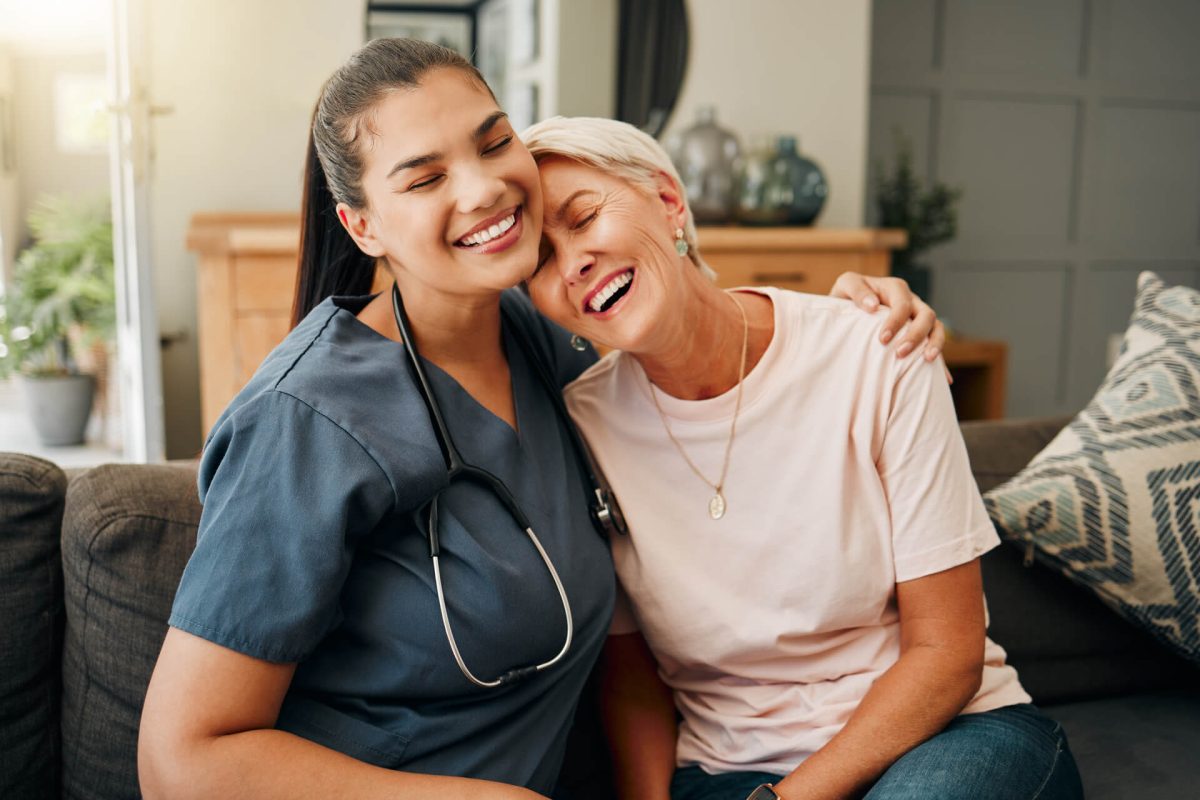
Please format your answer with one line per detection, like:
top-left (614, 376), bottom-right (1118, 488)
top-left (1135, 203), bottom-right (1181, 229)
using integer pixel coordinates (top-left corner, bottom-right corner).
top-left (648, 291), bottom-right (749, 519)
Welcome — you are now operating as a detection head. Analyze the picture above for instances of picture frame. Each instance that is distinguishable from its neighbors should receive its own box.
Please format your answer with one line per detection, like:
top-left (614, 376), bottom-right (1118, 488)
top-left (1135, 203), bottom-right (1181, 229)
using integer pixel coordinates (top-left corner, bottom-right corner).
top-left (366, 6), bottom-right (475, 60)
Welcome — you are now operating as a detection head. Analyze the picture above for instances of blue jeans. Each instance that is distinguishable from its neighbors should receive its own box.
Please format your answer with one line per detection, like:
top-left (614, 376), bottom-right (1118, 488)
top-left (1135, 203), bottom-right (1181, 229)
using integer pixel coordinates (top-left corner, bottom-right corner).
top-left (670, 704), bottom-right (1083, 800)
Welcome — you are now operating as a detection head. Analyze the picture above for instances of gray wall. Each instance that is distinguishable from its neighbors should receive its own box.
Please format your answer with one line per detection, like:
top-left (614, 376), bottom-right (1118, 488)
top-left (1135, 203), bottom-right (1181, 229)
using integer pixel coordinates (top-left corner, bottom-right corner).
top-left (868, 0), bottom-right (1200, 418)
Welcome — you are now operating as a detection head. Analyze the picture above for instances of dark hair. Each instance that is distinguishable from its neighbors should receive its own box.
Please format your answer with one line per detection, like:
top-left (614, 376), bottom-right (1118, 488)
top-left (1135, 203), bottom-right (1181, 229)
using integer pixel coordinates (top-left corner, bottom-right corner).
top-left (292, 38), bottom-right (492, 327)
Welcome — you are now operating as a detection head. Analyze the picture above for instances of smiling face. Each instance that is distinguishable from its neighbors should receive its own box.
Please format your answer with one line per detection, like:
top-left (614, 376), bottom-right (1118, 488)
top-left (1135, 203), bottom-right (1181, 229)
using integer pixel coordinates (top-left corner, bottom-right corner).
top-left (526, 156), bottom-right (693, 353)
top-left (338, 67), bottom-right (543, 299)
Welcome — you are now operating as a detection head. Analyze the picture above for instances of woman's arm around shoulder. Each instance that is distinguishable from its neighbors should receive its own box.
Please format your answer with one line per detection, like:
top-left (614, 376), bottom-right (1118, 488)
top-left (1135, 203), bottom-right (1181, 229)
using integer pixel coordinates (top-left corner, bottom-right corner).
top-left (139, 627), bottom-right (547, 800)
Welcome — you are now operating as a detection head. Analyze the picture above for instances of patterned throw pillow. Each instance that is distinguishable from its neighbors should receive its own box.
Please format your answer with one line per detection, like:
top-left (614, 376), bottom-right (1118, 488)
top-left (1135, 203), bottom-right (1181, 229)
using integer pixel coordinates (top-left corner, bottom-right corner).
top-left (984, 271), bottom-right (1200, 664)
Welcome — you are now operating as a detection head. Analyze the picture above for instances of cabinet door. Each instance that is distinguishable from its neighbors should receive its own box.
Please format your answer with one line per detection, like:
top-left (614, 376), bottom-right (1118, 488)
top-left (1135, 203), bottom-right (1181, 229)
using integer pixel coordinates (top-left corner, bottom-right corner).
top-left (705, 251), bottom-right (889, 293)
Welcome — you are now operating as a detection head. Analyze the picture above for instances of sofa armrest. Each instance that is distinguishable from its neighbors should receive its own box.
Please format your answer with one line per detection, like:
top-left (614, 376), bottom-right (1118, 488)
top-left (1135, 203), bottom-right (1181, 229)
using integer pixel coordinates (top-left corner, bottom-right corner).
top-left (0, 453), bottom-right (67, 799)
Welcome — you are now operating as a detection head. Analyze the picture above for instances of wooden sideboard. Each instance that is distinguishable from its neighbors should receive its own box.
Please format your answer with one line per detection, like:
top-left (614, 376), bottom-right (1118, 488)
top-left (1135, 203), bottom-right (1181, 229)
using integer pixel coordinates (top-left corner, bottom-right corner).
top-left (187, 213), bottom-right (389, 434)
top-left (698, 227), bottom-right (905, 293)
top-left (188, 214), bottom-right (1002, 433)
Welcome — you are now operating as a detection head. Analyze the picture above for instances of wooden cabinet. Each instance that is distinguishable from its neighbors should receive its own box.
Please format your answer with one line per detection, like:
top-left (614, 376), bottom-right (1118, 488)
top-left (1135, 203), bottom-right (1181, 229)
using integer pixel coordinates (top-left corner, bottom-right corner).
top-left (189, 214), bottom-right (1002, 433)
top-left (700, 227), bottom-right (905, 293)
top-left (189, 214), bottom-right (295, 435)
top-left (188, 213), bottom-right (387, 434)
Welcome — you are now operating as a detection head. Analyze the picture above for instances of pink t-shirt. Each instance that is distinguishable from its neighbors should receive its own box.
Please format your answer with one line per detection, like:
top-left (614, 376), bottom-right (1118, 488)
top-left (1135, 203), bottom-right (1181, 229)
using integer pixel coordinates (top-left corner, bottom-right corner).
top-left (564, 287), bottom-right (1030, 775)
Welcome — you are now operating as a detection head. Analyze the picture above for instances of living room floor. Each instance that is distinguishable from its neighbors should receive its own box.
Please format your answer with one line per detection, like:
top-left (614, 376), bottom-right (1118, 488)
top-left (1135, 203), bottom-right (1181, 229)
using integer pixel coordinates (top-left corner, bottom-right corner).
top-left (0, 378), bottom-right (125, 468)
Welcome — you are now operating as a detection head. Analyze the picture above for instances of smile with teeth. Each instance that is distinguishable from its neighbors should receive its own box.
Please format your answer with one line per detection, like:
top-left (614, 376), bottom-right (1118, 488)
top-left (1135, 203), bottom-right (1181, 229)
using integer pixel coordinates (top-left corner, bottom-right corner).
top-left (588, 269), bottom-right (634, 313)
top-left (457, 212), bottom-right (517, 247)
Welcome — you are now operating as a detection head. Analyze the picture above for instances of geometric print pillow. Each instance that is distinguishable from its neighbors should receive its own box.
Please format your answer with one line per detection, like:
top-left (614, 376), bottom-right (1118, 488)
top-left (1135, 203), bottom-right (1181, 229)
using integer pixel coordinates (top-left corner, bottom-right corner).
top-left (984, 271), bottom-right (1200, 664)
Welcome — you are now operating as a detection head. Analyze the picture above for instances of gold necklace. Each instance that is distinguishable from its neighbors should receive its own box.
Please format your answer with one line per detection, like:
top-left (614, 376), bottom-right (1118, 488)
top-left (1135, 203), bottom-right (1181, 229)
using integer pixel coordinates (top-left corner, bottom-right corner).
top-left (648, 291), bottom-right (749, 520)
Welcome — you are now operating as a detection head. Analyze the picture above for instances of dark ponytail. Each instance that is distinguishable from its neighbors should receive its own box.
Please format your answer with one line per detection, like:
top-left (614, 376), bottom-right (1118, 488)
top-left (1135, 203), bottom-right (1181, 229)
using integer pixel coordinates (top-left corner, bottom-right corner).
top-left (291, 38), bottom-right (493, 327)
top-left (292, 125), bottom-right (377, 327)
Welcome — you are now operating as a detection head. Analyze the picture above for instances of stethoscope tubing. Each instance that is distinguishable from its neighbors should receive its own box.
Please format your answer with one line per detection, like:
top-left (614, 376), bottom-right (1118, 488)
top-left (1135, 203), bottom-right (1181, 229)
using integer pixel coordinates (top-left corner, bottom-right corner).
top-left (391, 284), bottom-right (575, 688)
top-left (432, 523), bottom-right (574, 688)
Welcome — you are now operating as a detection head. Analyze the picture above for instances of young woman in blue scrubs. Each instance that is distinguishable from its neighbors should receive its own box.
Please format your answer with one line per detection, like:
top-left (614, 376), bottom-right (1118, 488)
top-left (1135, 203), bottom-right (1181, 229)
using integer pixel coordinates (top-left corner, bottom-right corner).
top-left (138, 38), bottom-right (943, 799)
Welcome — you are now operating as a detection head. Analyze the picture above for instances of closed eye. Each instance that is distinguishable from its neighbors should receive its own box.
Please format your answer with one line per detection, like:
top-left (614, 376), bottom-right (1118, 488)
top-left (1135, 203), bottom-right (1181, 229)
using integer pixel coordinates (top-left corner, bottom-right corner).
top-left (407, 174), bottom-right (444, 191)
top-left (483, 135), bottom-right (513, 155)
top-left (572, 211), bottom-right (597, 230)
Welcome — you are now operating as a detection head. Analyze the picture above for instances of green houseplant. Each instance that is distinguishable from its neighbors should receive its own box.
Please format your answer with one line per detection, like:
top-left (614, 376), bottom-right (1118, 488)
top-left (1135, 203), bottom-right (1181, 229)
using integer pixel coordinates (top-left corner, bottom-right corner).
top-left (873, 133), bottom-right (962, 301)
top-left (0, 196), bottom-right (116, 445)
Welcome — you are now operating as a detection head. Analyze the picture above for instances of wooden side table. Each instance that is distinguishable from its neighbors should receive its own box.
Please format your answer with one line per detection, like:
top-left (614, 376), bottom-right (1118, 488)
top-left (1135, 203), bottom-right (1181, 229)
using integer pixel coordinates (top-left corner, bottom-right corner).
top-left (941, 339), bottom-right (1008, 421)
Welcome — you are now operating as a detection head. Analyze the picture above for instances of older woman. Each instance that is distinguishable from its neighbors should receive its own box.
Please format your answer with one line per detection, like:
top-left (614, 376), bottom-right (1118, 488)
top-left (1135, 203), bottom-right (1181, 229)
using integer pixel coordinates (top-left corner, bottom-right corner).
top-left (522, 117), bottom-right (1083, 800)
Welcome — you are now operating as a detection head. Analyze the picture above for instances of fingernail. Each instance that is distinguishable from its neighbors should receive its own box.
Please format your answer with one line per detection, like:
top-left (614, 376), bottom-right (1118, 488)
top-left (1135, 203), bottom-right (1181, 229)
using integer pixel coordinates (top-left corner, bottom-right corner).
top-left (897, 342), bottom-right (913, 357)
top-left (925, 346), bottom-right (940, 360)
top-left (863, 297), bottom-right (878, 309)
top-left (880, 330), bottom-right (893, 344)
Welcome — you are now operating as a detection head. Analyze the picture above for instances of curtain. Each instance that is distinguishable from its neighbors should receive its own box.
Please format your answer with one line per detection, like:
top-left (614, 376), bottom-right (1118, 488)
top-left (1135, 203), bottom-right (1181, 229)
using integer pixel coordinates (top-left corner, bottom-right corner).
top-left (616, 0), bottom-right (688, 138)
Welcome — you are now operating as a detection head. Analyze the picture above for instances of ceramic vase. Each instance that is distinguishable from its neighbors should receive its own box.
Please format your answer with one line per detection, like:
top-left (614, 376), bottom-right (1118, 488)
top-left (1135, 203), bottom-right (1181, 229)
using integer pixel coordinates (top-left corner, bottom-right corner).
top-left (668, 106), bottom-right (741, 225)
top-left (737, 135), bottom-right (829, 226)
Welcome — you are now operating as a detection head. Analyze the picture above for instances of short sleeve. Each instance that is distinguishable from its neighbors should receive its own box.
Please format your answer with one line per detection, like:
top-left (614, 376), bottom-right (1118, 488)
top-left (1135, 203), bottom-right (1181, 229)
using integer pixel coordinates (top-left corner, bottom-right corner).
top-left (877, 355), bottom-right (999, 583)
top-left (169, 390), bottom-right (396, 662)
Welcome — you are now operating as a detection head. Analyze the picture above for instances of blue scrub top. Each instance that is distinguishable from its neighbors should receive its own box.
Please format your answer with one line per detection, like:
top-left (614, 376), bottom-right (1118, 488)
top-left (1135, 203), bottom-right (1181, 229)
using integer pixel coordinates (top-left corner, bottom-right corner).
top-left (169, 290), bottom-right (615, 792)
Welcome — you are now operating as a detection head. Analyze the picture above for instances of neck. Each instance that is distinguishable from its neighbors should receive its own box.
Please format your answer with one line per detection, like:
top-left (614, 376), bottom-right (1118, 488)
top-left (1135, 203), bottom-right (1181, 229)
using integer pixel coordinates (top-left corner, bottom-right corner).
top-left (635, 278), bottom-right (769, 401)
top-left (359, 276), bottom-right (506, 368)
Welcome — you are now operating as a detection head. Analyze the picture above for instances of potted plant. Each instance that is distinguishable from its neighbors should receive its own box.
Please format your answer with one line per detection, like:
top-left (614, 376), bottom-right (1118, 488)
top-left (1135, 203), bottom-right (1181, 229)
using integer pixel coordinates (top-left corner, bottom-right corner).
top-left (873, 132), bottom-right (962, 301)
top-left (0, 196), bottom-right (115, 446)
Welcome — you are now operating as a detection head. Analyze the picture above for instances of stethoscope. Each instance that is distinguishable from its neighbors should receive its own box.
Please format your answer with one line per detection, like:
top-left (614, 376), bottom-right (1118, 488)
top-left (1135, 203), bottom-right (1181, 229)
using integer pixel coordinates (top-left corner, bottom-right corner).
top-left (391, 284), bottom-right (626, 689)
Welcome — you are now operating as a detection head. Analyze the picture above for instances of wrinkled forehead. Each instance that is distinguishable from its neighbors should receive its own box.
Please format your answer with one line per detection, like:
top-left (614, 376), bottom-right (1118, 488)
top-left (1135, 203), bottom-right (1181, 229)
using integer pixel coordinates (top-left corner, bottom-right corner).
top-left (536, 157), bottom-right (618, 224)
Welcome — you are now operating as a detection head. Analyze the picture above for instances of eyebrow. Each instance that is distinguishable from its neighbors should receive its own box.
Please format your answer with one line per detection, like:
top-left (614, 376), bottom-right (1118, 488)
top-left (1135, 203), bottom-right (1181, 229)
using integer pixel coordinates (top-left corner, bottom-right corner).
top-left (553, 190), bottom-right (598, 224)
top-left (386, 111), bottom-right (510, 179)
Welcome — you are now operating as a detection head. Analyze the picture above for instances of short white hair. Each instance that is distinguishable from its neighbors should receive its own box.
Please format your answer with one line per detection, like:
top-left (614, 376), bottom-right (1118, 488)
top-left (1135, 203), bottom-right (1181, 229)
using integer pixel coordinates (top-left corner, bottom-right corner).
top-left (521, 116), bottom-right (716, 281)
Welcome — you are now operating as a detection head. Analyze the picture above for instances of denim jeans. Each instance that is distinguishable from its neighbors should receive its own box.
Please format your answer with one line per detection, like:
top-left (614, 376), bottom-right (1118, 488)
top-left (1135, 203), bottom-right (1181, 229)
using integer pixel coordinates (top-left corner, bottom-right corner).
top-left (670, 704), bottom-right (1083, 800)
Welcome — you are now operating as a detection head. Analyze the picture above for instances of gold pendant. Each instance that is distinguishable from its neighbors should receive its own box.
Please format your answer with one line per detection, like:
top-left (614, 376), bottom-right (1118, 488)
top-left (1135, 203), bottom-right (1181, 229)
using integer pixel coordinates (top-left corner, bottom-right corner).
top-left (708, 492), bottom-right (726, 520)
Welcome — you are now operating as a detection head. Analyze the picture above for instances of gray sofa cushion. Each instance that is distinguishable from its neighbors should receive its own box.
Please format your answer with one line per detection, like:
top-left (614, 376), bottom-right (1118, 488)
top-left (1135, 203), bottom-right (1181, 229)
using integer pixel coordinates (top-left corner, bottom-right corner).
top-left (60, 463), bottom-right (200, 800)
top-left (962, 418), bottom-right (1198, 704)
top-left (0, 453), bottom-right (67, 800)
top-left (1050, 690), bottom-right (1200, 800)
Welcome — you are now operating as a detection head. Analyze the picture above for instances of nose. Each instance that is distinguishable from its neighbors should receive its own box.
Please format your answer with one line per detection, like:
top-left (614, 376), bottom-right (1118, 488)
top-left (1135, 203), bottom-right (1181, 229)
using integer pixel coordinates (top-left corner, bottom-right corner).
top-left (455, 162), bottom-right (505, 215)
top-left (556, 240), bottom-right (594, 286)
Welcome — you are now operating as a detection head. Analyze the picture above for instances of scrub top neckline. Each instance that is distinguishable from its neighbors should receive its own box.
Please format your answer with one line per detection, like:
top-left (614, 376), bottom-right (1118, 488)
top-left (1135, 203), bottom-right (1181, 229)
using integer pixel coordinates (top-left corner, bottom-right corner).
top-left (329, 294), bottom-right (527, 444)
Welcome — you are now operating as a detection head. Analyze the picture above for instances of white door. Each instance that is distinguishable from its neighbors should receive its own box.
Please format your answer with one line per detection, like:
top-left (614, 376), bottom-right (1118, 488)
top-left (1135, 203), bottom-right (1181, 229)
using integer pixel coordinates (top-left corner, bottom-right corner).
top-left (106, 0), bottom-right (165, 461)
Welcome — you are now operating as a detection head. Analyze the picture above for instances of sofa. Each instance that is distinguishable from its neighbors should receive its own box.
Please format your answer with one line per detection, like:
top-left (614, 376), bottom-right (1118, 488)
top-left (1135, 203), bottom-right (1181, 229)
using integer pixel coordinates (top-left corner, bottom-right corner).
top-left (2, 416), bottom-right (1198, 799)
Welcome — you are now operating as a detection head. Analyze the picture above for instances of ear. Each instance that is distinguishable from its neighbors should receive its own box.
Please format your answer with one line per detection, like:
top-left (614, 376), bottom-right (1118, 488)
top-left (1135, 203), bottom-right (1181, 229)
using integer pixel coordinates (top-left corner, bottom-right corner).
top-left (652, 170), bottom-right (688, 230)
top-left (336, 201), bottom-right (387, 258)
